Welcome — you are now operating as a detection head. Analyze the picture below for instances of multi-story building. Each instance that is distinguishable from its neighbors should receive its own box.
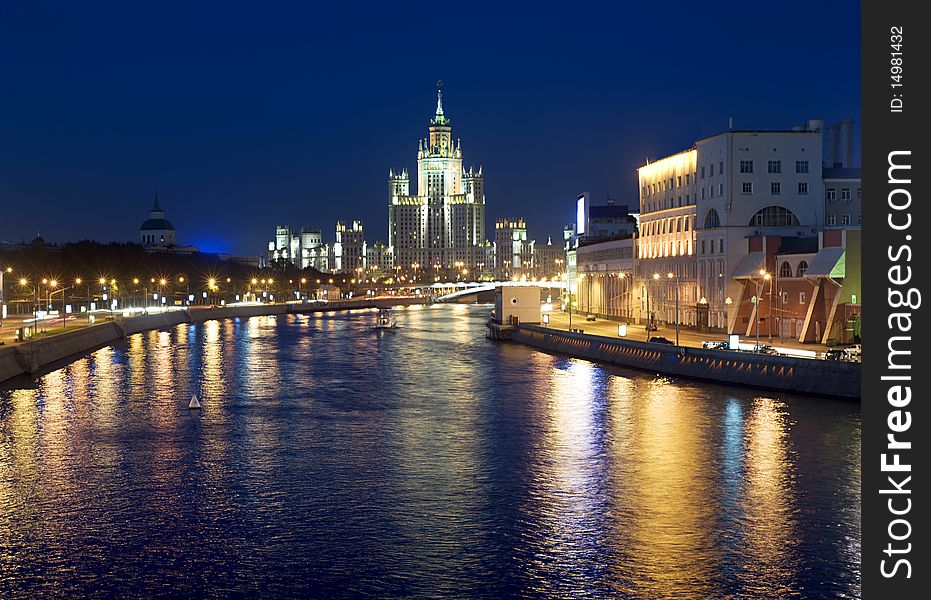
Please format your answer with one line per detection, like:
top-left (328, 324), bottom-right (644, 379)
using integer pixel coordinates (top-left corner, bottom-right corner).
top-left (268, 225), bottom-right (326, 270)
top-left (388, 82), bottom-right (487, 272)
top-left (576, 236), bottom-right (638, 320)
top-left (823, 167), bottom-right (861, 228)
top-left (332, 220), bottom-right (365, 274)
top-left (365, 241), bottom-right (395, 276)
top-left (494, 218), bottom-right (531, 278)
top-left (637, 149), bottom-right (699, 328)
top-left (576, 193), bottom-right (637, 243)
top-left (694, 121), bottom-right (825, 333)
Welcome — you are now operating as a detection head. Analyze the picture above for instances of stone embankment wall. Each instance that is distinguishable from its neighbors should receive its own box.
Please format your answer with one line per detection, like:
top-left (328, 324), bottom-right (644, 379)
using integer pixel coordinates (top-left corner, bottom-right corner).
top-left (0, 298), bottom-right (427, 386)
top-left (512, 325), bottom-right (860, 400)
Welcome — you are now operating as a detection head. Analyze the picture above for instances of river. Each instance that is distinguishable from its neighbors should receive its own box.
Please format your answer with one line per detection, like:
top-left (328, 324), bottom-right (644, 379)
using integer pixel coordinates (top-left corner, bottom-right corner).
top-left (0, 304), bottom-right (861, 598)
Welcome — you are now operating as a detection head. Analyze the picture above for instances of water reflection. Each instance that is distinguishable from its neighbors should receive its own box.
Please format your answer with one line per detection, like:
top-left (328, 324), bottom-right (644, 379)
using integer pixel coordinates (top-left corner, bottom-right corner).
top-left (0, 305), bottom-right (861, 598)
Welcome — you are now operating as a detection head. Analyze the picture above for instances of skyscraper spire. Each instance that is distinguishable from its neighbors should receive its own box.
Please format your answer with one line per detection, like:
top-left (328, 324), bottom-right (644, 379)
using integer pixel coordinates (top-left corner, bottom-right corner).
top-left (435, 80), bottom-right (444, 117)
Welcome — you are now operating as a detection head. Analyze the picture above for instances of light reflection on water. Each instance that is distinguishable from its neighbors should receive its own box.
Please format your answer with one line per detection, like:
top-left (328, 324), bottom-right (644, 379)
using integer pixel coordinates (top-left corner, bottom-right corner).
top-left (0, 305), bottom-right (860, 598)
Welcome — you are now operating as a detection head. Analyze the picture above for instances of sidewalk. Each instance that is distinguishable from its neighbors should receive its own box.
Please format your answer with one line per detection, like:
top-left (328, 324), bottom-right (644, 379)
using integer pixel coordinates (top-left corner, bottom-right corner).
top-left (543, 310), bottom-right (829, 356)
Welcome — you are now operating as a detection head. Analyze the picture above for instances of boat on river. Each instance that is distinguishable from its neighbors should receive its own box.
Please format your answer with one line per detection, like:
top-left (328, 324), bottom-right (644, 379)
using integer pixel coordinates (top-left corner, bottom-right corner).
top-left (374, 307), bottom-right (397, 330)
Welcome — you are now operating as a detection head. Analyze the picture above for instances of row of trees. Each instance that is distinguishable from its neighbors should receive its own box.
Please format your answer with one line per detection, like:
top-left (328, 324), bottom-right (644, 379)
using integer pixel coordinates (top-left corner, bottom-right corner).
top-left (0, 241), bottom-right (339, 308)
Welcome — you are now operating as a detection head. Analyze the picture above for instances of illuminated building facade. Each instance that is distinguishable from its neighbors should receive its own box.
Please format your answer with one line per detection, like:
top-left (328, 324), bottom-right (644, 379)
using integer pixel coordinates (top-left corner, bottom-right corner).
top-left (637, 150), bottom-right (699, 327)
top-left (388, 82), bottom-right (487, 273)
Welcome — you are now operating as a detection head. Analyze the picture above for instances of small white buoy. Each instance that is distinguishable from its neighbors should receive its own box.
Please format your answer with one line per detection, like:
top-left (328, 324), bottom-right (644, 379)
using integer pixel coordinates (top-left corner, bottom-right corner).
top-left (188, 394), bottom-right (201, 410)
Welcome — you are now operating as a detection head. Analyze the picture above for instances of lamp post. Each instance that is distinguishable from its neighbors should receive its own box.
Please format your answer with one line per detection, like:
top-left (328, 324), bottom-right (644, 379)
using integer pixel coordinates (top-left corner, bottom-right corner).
top-left (667, 271), bottom-right (680, 345)
top-left (0, 266), bottom-right (11, 306)
top-left (649, 273), bottom-right (660, 333)
top-left (754, 270), bottom-right (771, 350)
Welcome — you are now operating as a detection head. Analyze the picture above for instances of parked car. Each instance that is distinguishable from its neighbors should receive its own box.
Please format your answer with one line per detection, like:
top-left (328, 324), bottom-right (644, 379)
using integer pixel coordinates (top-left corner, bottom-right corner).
top-left (822, 348), bottom-right (849, 361)
top-left (752, 344), bottom-right (779, 355)
top-left (702, 341), bottom-right (729, 350)
top-left (648, 336), bottom-right (675, 345)
top-left (585, 315), bottom-right (596, 322)
top-left (846, 344), bottom-right (862, 360)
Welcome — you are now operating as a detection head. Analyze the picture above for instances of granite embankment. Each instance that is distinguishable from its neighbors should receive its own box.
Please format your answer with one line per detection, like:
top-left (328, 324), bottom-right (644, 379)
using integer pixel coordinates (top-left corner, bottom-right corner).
top-left (0, 298), bottom-right (424, 385)
top-left (512, 324), bottom-right (861, 400)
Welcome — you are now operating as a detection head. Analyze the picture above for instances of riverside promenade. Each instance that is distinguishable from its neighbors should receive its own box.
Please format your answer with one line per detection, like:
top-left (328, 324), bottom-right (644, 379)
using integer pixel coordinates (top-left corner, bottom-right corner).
top-left (488, 308), bottom-right (860, 400)
top-left (0, 297), bottom-right (426, 386)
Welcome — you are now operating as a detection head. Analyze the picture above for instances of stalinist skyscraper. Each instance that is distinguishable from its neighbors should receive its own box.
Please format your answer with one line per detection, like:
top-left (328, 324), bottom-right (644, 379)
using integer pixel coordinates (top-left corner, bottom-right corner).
top-left (388, 81), bottom-right (487, 273)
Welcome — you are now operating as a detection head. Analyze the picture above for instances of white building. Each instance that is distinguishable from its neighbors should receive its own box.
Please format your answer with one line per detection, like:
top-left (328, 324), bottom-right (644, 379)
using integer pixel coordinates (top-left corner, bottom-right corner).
top-left (139, 196), bottom-right (177, 248)
top-left (268, 225), bottom-right (326, 270)
top-left (388, 81), bottom-right (487, 273)
top-left (694, 122), bottom-right (825, 333)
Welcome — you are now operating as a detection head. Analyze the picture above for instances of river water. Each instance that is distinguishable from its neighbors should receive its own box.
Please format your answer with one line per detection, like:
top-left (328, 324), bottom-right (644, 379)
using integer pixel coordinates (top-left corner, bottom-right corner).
top-left (0, 304), bottom-right (860, 598)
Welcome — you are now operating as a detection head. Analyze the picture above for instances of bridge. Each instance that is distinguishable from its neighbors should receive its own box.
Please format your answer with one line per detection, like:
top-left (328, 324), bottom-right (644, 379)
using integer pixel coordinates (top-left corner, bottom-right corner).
top-left (429, 281), bottom-right (565, 303)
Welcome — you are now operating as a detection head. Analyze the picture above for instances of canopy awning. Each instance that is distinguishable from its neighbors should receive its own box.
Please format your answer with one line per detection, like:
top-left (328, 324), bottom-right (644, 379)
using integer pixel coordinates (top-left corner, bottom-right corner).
top-left (732, 252), bottom-right (766, 279)
top-left (803, 247), bottom-right (845, 279)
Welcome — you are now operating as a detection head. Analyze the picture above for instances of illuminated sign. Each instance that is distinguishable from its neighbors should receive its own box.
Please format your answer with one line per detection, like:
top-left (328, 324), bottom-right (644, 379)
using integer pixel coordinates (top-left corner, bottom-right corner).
top-left (576, 195), bottom-right (586, 235)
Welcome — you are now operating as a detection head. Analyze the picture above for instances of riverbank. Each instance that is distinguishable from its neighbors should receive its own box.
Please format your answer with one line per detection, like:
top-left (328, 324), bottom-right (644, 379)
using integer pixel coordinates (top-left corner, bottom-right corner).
top-left (508, 324), bottom-right (860, 400)
top-left (0, 298), bottom-right (425, 386)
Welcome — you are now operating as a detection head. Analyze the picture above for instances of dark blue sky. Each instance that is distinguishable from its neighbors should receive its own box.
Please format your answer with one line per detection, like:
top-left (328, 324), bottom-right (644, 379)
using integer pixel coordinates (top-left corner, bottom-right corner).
top-left (0, 1), bottom-right (860, 256)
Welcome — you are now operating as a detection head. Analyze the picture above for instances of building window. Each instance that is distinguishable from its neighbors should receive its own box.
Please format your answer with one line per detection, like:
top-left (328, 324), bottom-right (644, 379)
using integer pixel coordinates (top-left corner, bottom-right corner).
top-left (798, 182), bottom-right (809, 195)
top-left (709, 164), bottom-right (714, 177)
top-left (827, 214), bottom-right (836, 226)
top-left (739, 160), bottom-right (753, 173)
top-left (797, 261), bottom-right (808, 277)
top-left (771, 182), bottom-right (781, 195)
top-left (749, 206), bottom-right (801, 227)
top-left (780, 261), bottom-right (792, 278)
top-left (768, 160), bottom-right (782, 173)
top-left (703, 208), bottom-right (720, 228)
top-left (799, 291), bottom-right (807, 304)
top-left (677, 176), bottom-right (682, 187)
top-left (685, 174), bottom-right (690, 185)
top-left (826, 188), bottom-right (836, 202)
top-left (841, 214), bottom-right (851, 225)
top-left (701, 166), bottom-right (705, 178)
top-left (719, 161), bottom-right (724, 175)
top-left (842, 188), bottom-right (851, 202)
top-left (701, 187), bottom-right (705, 199)
top-left (719, 183), bottom-right (723, 196)
top-left (857, 187), bottom-right (862, 200)
top-left (858, 213), bottom-right (862, 225)
top-left (796, 160), bottom-right (809, 173)
top-left (742, 182), bottom-right (753, 194)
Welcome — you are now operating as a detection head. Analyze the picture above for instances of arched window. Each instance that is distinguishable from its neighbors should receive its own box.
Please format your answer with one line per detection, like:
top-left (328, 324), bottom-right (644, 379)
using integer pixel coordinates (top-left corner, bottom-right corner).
top-left (796, 260), bottom-right (808, 278)
top-left (703, 208), bottom-right (720, 229)
top-left (780, 261), bottom-right (792, 278)
top-left (749, 206), bottom-right (801, 227)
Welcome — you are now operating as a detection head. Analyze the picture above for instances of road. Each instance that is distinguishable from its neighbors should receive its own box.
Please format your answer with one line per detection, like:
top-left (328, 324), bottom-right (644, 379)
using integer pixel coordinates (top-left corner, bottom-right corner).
top-left (542, 310), bottom-right (830, 357)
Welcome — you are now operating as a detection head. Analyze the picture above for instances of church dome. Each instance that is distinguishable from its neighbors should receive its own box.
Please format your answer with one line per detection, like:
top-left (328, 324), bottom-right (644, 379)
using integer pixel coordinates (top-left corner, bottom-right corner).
top-left (140, 217), bottom-right (175, 231)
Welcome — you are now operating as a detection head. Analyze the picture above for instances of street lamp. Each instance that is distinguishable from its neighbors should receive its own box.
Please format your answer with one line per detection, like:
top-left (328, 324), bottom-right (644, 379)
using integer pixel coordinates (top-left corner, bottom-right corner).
top-left (667, 271), bottom-right (680, 345)
top-left (648, 273), bottom-right (660, 333)
top-left (754, 270), bottom-right (771, 351)
top-left (0, 266), bottom-right (12, 306)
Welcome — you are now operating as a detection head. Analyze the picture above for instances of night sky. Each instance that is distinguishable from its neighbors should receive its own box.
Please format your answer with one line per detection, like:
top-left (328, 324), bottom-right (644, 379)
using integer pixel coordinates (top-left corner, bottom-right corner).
top-left (0, 1), bottom-right (860, 257)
